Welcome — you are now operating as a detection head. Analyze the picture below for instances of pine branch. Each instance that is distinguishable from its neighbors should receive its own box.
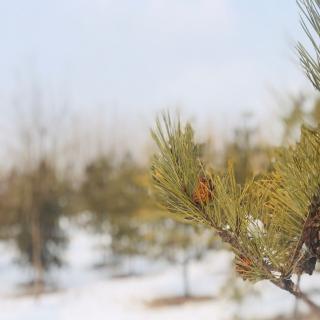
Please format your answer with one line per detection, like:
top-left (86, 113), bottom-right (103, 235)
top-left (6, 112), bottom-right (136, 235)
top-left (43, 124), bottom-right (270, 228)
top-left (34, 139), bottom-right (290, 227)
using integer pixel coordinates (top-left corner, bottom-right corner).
top-left (149, 1), bottom-right (320, 314)
top-left (150, 115), bottom-right (320, 313)
top-left (272, 277), bottom-right (320, 316)
top-left (151, 114), bottom-right (280, 282)
top-left (297, 0), bottom-right (320, 91)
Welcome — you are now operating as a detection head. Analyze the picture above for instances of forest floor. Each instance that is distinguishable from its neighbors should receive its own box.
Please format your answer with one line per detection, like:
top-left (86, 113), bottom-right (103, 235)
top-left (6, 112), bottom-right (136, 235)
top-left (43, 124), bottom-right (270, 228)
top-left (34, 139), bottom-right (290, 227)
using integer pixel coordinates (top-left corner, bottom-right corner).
top-left (0, 223), bottom-right (320, 320)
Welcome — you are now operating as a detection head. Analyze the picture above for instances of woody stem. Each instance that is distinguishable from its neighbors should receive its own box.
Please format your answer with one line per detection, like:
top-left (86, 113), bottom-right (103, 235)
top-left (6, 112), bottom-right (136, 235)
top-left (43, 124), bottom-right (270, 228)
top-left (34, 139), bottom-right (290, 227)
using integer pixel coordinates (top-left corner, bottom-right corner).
top-left (272, 278), bottom-right (320, 316)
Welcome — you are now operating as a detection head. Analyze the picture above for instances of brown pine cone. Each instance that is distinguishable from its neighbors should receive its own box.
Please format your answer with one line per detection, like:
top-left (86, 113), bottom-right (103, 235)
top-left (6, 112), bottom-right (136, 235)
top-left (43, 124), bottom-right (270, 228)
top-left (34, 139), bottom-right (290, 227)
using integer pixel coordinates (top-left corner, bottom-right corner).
top-left (294, 252), bottom-right (317, 275)
top-left (302, 189), bottom-right (320, 259)
top-left (303, 212), bottom-right (320, 258)
top-left (192, 176), bottom-right (214, 206)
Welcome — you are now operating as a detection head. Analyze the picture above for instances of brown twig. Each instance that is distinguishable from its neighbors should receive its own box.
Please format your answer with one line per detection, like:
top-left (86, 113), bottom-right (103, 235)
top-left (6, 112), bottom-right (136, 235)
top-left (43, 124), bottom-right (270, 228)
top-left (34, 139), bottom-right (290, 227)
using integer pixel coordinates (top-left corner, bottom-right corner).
top-left (272, 278), bottom-right (320, 316)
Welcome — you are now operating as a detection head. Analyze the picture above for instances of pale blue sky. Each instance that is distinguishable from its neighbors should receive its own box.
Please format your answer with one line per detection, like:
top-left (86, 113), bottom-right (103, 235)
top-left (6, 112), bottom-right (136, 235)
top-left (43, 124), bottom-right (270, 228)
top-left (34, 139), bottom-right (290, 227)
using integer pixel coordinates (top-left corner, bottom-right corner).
top-left (0, 0), bottom-right (315, 153)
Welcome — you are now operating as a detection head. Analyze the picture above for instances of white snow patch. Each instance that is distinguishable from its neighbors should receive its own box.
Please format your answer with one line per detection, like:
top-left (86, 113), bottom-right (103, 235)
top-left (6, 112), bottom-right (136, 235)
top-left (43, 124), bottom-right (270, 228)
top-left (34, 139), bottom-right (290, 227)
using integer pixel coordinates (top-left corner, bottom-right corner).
top-left (0, 224), bottom-right (319, 320)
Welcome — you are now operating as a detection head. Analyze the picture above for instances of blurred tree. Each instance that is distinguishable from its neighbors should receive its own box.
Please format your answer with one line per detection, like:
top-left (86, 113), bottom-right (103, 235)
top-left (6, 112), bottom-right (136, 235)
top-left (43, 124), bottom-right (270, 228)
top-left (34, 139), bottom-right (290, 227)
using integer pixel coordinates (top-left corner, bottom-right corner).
top-left (0, 160), bottom-right (68, 294)
top-left (0, 173), bottom-right (18, 240)
top-left (224, 125), bottom-right (253, 185)
top-left (220, 270), bottom-right (260, 320)
top-left (151, 111), bottom-right (320, 315)
top-left (147, 218), bottom-right (215, 298)
top-left (223, 114), bottom-right (271, 185)
top-left (310, 98), bottom-right (320, 125)
top-left (0, 85), bottom-right (75, 295)
top-left (80, 156), bottom-right (114, 232)
top-left (281, 95), bottom-right (320, 145)
top-left (281, 95), bottom-right (307, 144)
top-left (81, 153), bottom-right (148, 272)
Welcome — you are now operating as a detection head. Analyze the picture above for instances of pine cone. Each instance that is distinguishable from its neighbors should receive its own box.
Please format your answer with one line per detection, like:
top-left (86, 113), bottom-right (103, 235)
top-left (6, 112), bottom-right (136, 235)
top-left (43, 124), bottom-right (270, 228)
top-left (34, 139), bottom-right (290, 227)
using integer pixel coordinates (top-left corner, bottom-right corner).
top-left (303, 190), bottom-right (320, 259)
top-left (295, 252), bottom-right (317, 275)
top-left (309, 187), bottom-right (320, 220)
top-left (303, 215), bottom-right (320, 258)
top-left (192, 176), bottom-right (214, 206)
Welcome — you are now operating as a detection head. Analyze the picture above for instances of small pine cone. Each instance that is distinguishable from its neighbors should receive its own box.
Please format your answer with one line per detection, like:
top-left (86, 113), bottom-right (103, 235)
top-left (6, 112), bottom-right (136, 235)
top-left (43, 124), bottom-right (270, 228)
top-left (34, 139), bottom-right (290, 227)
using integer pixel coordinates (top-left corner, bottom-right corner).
top-left (309, 188), bottom-right (320, 219)
top-left (303, 212), bottom-right (320, 258)
top-left (192, 176), bottom-right (214, 206)
top-left (235, 255), bottom-right (253, 280)
top-left (302, 257), bottom-right (317, 275)
top-left (294, 252), bottom-right (317, 275)
top-left (303, 189), bottom-right (320, 259)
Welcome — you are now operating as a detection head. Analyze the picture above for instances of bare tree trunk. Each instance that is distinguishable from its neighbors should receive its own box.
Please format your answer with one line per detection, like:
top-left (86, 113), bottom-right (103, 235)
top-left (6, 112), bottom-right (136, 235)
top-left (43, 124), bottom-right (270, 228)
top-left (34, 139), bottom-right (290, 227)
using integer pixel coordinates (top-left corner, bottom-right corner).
top-left (30, 172), bottom-right (44, 297)
top-left (182, 254), bottom-right (190, 298)
top-left (31, 208), bottom-right (44, 296)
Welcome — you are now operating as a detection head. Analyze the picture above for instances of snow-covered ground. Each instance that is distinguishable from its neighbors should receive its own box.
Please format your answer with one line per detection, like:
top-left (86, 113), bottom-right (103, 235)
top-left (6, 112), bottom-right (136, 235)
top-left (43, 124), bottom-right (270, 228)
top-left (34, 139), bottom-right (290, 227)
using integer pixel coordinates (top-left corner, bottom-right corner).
top-left (0, 224), bottom-right (319, 320)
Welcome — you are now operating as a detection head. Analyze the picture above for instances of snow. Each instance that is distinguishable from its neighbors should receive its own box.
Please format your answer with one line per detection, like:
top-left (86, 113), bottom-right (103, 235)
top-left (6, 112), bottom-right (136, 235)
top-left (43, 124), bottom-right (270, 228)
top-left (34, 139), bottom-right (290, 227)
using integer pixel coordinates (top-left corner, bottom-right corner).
top-left (0, 224), bottom-right (319, 320)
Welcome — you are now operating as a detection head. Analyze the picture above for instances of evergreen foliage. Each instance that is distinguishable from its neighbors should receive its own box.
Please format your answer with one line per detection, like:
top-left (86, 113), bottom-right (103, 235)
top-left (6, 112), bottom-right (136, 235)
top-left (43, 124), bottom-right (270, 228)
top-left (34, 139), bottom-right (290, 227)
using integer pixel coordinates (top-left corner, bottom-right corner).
top-left (150, 113), bottom-right (320, 310)
top-left (0, 160), bottom-right (68, 289)
top-left (150, 2), bottom-right (320, 312)
top-left (16, 161), bottom-right (68, 269)
top-left (81, 154), bottom-right (148, 263)
top-left (298, 0), bottom-right (320, 90)
top-left (223, 114), bottom-right (271, 185)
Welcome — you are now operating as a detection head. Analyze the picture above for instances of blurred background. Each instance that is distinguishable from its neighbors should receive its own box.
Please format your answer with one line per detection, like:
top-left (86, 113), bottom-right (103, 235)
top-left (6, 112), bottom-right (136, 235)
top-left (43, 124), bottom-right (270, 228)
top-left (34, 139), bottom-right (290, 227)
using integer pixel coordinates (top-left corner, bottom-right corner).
top-left (0, 1), bottom-right (319, 319)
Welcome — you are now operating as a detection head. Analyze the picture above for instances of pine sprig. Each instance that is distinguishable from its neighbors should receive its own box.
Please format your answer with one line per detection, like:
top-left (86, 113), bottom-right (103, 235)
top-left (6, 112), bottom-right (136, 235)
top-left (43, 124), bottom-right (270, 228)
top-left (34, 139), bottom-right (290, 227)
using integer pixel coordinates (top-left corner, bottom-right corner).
top-left (297, 0), bottom-right (320, 91)
top-left (151, 114), bottom-right (276, 282)
top-left (151, 113), bottom-right (207, 225)
top-left (150, 115), bottom-right (320, 312)
top-left (150, 0), bottom-right (320, 313)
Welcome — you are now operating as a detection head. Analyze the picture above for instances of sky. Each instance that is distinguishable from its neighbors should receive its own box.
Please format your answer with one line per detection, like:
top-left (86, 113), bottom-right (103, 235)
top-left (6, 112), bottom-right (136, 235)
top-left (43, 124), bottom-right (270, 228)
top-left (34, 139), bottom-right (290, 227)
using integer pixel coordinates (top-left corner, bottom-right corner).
top-left (0, 0), bottom-right (316, 156)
